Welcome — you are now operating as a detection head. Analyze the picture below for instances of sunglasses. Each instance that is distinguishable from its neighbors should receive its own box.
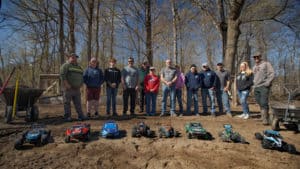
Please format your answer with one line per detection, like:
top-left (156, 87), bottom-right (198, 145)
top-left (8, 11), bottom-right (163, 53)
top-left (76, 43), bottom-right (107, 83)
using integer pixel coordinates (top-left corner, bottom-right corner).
top-left (128, 60), bottom-right (134, 63)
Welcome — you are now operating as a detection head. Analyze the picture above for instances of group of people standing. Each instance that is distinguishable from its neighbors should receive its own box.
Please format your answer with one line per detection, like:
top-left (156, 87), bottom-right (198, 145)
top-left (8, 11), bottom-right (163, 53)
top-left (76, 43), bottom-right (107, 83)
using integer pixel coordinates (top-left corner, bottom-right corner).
top-left (59, 52), bottom-right (274, 125)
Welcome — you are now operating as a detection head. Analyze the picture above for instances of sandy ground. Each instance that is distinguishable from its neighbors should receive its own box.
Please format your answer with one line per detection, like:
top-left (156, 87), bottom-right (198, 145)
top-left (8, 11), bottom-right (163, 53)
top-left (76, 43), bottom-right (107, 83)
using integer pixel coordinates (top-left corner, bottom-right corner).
top-left (0, 103), bottom-right (299, 169)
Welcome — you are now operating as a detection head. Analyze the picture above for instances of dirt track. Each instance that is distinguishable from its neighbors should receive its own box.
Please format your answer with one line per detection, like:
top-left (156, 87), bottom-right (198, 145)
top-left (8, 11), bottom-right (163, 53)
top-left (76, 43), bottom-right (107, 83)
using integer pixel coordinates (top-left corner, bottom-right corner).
top-left (0, 104), bottom-right (299, 169)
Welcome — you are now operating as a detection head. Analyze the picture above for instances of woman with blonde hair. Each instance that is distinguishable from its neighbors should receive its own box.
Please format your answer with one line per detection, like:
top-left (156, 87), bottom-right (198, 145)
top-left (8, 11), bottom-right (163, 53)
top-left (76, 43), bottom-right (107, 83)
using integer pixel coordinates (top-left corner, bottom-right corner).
top-left (236, 62), bottom-right (253, 119)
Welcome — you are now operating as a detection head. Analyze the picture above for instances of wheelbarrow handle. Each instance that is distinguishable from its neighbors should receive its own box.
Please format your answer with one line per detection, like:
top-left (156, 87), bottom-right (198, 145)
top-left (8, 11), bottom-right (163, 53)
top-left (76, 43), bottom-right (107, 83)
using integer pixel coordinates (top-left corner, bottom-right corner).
top-left (0, 67), bottom-right (16, 95)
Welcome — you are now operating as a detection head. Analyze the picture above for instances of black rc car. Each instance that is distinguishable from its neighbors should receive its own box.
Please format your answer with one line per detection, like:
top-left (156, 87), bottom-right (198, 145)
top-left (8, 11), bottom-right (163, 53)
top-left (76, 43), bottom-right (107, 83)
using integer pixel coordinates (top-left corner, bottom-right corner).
top-left (131, 122), bottom-right (154, 138)
top-left (14, 123), bottom-right (51, 149)
top-left (255, 130), bottom-right (297, 154)
top-left (158, 124), bottom-right (180, 138)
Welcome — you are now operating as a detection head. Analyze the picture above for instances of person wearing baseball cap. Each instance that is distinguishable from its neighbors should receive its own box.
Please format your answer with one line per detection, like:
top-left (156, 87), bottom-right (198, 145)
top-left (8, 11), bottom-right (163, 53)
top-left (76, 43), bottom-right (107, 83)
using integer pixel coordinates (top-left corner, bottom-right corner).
top-left (252, 52), bottom-right (275, 125)
top-left (144, 66), bottom-right (160, 116)
top-left (60, 53), bottom-right (86, 122)
top-left (200, 63), bottom-right (218, 117)
top-left (138, 61), bottom-right (150, 113)
top-left (215, 62), bottom-right (232, 117)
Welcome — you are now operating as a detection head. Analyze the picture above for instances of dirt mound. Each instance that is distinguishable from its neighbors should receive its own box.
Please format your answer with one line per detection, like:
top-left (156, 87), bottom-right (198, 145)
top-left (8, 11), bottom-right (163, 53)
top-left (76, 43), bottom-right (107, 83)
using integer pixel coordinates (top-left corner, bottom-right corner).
top-left (0, 104), bottom-right (299, 169)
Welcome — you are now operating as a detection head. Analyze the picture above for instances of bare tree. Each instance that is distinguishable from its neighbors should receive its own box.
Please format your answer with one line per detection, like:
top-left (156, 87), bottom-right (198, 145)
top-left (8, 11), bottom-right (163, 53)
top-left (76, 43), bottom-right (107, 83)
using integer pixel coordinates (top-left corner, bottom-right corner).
top-left (145, 0), bottom-right (153, 65)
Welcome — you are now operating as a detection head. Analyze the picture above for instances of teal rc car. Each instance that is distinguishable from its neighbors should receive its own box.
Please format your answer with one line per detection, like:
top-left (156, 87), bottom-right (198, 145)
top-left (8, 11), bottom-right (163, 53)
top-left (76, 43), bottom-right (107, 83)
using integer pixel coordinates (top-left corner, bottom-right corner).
top-left (185, 122), bottom-right (213, 140)
top-left (219, 124), bottom-right (248, 144)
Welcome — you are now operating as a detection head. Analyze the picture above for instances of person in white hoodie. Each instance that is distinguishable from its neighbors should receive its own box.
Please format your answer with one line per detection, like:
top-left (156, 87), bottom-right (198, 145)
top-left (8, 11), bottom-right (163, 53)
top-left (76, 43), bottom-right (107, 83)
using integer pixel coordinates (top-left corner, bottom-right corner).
top-left (252, 52), bottom-right (275, 125)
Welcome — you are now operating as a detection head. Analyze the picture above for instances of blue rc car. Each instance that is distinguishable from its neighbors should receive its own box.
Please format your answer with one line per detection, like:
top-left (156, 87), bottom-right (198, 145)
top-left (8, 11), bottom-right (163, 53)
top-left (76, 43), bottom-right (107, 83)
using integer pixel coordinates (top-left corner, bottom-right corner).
top-left (15, 123), bottom-right (51, 149)
top-left (100, 120), bottom-right (120, 138)
top-left (255, 130), bottom-right (297, 154)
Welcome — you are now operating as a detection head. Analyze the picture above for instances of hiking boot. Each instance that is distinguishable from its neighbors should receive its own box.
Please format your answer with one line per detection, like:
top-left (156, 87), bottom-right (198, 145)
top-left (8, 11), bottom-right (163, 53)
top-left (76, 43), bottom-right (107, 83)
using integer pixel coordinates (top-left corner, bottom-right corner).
top-left (94, 112), bottom-right (99, 118)
top-left (226, 112), bottom-right (232, 118)
top-left (262, 109), bottom-right (269, 125)
top-left (112, 113), bottom-right (118, 116)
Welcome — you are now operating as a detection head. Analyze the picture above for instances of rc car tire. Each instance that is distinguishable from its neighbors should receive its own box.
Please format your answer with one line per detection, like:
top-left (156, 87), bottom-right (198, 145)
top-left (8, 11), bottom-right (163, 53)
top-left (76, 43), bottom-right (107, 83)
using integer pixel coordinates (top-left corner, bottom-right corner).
top-left (255, 133), bottom-right (263, 140)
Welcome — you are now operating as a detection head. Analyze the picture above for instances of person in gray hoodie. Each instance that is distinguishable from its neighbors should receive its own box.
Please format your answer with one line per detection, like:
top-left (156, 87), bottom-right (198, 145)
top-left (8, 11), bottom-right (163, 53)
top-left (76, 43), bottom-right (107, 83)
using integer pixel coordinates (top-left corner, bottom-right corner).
top-left (252, 52), bottom-right (275, 125)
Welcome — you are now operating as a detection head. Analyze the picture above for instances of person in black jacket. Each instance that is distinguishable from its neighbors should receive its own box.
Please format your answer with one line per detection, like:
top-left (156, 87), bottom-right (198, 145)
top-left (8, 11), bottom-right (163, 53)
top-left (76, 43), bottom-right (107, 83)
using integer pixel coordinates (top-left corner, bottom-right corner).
top-left (236, 61), bottom-right (254, 120)
top-left (104, 58), bottom-right (121, 116)
top-left (200, 63), bottom-right (217, 117)
top-left (185, 64), bottom-right (201, 116)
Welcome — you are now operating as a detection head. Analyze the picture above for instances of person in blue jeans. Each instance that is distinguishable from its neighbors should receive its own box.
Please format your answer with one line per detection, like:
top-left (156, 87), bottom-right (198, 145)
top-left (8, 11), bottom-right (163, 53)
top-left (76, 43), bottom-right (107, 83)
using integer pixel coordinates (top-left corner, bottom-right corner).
top-left (200, 63), bottom-right (217, 117)
top-left (144, 67), bottom-right (160, 116)
top-left (160, 59), bottom-right (177, 117)
top-left (215, 62), bottom-right (232, 117)
top-left (185, 64), bottom-right (201, 116)
top-left (236, 61), bottom-right (254, 119)
top-left (104, 58), bottom-right (121, 116)
top-left (175, 65), bottom-right (185, 116)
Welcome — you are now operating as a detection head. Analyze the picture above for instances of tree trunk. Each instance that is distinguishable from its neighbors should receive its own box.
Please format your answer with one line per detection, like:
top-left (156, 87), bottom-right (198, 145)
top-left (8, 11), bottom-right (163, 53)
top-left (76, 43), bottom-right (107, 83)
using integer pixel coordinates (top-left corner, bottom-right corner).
top-left (87, 0), bottom-right (94, 62)
top-left (171, 0), bottom-right (178, 65)
top-left (224, 19), bottom-right (241, 74)
top-left (95, 0), bottom-right (100, 60)
top-left (217, 0), bottom-right (227, 61)
top-left (110, 1), bottom-right (115, 58)
top-left (69, 0), bottom-right (76, 54)
top-left (58, 0), bottom-right (64, 64)
top-left (145, 0), bottom-right (153, 65)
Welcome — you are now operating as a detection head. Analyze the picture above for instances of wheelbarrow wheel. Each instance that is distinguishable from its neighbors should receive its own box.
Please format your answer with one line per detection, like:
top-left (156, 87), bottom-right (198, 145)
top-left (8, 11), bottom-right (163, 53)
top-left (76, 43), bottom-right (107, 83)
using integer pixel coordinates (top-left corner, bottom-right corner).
top-left (4, 106), bottom-right (13, 123)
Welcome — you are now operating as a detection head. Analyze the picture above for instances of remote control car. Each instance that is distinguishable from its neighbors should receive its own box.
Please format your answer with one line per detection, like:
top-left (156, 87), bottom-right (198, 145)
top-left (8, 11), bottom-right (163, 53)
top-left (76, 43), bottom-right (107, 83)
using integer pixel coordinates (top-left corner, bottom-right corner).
top-left (132, 122), bottom-right (154, 138)
top-left (219, 124), bottom-right (248, 144)
top-left (100, 120), bottom-right (120, 138)
top-left (255, 130), bottom-right (297, 154)
top-left (158, 124), bottom-right (180, 138)
top-left (185, 122), bottom-right (212, 140)
top-left (14, 123), bottom-right (51, 149)
top-left (65, 123), bottom-right (91, 143)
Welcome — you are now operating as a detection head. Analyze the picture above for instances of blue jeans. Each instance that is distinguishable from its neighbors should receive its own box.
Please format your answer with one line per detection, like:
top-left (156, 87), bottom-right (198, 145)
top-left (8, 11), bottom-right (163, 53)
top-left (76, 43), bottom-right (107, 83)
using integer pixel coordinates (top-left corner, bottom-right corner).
top-left (216, 89), bottom-right (231, 113)
top-left (238, 90), bottom-right (250, 115)
top-left (161, 85), bottom-right (176, 114)
top-left (186, 89), bottom-right (199, 115)
top-left (175, 89), bottom-right (183, 114)
top-left (201, 88), bottom-right (216, 114)
top-left (106, 87), bottom-right (118, 114)
top-left (146, 92), bottom-right (157, 115)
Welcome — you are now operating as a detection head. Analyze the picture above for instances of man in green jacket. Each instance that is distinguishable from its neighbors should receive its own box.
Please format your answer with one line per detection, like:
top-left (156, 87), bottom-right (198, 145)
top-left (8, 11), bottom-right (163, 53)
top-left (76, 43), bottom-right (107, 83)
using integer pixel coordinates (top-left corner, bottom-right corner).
top-left (60, 53), bottom-right (86, 122)
top-left (253, 52), bottom-right (275, 125)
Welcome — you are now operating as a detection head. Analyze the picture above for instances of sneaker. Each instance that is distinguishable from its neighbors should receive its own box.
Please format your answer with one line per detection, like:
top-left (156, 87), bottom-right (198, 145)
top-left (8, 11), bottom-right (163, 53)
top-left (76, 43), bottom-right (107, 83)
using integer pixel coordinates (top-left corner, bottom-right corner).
top-left (78, 116), bottom-right (88, 121)
top-left (112, 113), bottom-right (118, 116)
top-left (170, 112), bottom-right (177, 117)
top-left (237, 114), bottom-right (245, 118)
top-left (243, 114), bottom-right (249, 119)
top-left (195, 113), bottom-right (200, 116)
top-left (159, 113), bottom-right (165, 117)
top-left (87, 112), bottom-right (91, 118)
top-left (211, 113), bottom-right (216, 117)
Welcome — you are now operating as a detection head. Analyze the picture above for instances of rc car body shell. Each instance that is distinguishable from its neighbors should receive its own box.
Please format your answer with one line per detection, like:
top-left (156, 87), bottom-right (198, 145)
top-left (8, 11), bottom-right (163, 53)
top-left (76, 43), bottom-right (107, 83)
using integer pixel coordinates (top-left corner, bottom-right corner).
top-left (185, 122), bottom-right (212, 140)
top-left (101, 121), bottom-right (120, 138)
top-left (65, 123), bottom-right (91, 142)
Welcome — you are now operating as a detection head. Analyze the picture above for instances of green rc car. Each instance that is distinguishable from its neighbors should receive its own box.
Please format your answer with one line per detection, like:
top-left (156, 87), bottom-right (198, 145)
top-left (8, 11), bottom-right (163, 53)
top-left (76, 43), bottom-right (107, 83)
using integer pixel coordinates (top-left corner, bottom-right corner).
top-left (185, 122), bottom-right (213, 140)
top-left (219, 124), bottom-right (248, 144)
